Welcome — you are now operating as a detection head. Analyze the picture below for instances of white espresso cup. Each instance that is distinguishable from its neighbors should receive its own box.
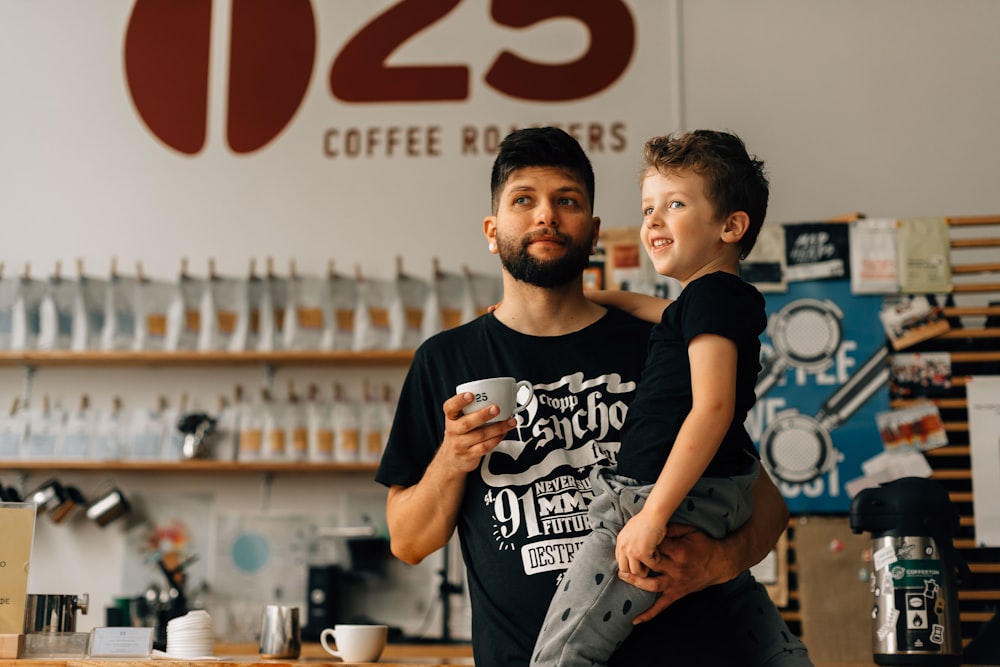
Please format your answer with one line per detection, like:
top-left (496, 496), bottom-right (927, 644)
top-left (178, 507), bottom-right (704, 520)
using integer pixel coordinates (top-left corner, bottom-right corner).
top-left (320, 624), bottom-right (388, 662)
top-left (456, 376), bottom-right (535, 423)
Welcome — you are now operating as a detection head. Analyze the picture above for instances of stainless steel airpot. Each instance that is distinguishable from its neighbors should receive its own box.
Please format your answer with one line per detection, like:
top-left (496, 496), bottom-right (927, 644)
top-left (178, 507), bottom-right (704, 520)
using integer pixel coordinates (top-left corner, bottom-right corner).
top-left (850, 477), bottom-right (971, 666)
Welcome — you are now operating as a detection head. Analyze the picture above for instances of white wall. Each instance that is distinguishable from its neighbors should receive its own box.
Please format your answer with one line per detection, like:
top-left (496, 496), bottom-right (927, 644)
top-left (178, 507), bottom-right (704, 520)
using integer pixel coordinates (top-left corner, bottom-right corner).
top-left (3, 0), bottom-right (1000, 640)
top-left (679, 1), bottom-right (1000, 220)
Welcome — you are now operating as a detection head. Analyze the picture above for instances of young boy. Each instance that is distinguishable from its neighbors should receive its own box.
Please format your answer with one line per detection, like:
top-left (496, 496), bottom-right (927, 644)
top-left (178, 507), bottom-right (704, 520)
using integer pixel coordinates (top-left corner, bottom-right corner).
top-left (531, 130), bottom-right (807, 666)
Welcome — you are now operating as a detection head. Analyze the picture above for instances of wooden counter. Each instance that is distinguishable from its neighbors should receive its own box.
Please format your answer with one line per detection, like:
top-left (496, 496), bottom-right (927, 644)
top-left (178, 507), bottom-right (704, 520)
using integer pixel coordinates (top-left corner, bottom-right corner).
top-left (0, 641), bottom-right (474, 667)
top-left (1, 642), bottom-right (990, 667)
top-left (0, 660), bottom-right (990, 667)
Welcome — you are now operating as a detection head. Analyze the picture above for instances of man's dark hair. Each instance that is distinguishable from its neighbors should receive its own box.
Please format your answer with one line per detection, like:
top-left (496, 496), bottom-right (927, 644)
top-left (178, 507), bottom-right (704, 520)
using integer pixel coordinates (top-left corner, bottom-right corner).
top-left (491, 127), bottom-right (596, 215)
top-left (642, 129), bottom-right (769, 259)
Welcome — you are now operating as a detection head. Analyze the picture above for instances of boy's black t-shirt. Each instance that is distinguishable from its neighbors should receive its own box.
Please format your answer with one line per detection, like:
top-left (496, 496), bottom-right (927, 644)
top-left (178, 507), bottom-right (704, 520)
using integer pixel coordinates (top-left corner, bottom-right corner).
top-left (617, 271), bottom-right (767, 481)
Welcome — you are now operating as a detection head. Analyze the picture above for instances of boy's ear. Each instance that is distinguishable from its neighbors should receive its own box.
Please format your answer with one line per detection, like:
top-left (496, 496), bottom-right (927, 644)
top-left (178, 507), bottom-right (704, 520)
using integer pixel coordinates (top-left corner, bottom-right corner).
top-left (722, 212), bottom-right (750, 245)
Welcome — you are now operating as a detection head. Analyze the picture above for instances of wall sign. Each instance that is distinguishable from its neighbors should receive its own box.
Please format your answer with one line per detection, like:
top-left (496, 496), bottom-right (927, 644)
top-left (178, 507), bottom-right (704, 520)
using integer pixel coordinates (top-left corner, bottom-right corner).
top-left (124, 0), bottom-right (639, 156)
top-left (748, 279), bottom-right (890, 513)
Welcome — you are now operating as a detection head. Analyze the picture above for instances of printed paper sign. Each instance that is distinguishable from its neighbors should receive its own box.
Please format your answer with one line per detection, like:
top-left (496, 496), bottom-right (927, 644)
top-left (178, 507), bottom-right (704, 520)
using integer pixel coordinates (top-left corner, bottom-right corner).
top-left (849, 218), bottom-right (899, 294)
top-left (967, 376), bottom-right (1000, 546)
top-left (783, 223), bottom-right (850, 282)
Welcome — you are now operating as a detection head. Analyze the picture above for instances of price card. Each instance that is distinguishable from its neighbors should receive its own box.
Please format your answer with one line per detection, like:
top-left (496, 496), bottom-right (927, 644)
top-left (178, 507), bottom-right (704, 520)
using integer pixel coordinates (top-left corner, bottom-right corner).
top-left (0, 503), bottom-right (36, 634)
top-left (90, 627), bottom-right (154, 657)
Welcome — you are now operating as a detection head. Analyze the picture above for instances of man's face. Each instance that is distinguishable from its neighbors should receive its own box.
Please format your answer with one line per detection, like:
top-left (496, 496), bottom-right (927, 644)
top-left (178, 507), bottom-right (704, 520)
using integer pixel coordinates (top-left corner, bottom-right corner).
top-left (488, 167), bottom-right (598, 288)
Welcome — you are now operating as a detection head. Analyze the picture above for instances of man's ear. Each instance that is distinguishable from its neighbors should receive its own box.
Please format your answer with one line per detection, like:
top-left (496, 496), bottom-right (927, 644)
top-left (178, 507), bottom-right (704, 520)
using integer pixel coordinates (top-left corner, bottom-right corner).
top-left (484, 216), bottom-right (497, 249)
top-left (590, 216), bottom-right (602, 254)
top-left (722, 212), bottom-right (750, 245)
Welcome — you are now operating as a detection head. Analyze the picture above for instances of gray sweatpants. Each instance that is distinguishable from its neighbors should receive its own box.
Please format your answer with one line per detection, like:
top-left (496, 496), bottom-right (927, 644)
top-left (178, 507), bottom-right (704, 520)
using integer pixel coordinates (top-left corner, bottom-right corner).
top-left (531, 463), bottom-right (812, 666)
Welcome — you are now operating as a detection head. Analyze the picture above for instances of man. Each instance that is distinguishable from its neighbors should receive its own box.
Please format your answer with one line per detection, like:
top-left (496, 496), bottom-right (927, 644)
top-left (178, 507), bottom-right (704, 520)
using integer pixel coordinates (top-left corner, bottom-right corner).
top-left (376, 127), bottom-right (799, 666)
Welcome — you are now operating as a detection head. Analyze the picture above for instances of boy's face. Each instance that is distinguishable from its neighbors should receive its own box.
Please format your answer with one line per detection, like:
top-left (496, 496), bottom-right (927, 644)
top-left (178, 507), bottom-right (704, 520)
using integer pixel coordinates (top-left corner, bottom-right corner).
top-left (640, 168), bottom-right (735, 286)
top-left (484, 166), bottom-right (600, 287)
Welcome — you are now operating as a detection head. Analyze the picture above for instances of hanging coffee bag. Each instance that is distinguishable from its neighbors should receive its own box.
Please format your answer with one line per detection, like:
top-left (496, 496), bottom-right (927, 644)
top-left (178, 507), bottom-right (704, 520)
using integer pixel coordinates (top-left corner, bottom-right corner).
top-left (329, 269), bottom-right (358, 351)
top-left (169, 265), bottom-right (207, 351)
top-left (257, 258), bottom-right (287, 351)
top-left (235, 385), bottom-right (264, 462)
top-left (307, 384), bottom-right (334, 462)
top-left (78, 270), bottom-right (110, 351)
top-left (11, 272), bottom-right (46, 351)
top-left (331, 383), bottom-right (360, 463)
top-left (37, 266), bottom-right (85, 350)
top-left (353, 275), bottom-right (394, 351)
top-left (285, 267), bottom-right (333, 351)
top-left (137, 274), bottom-right (178, 352)
top-left (0, 265), bottom-right (20, 351)
top-left (60, 395), bottom-right (95, 460)
top-left (423, 261), bottom-right (467, 339)
top-left (389, 265), bottom-right (428, 351)
top-left (0, 397), bottom-right (26, 459)
top-left (207, 270), bottom-right (249, 352)
top-left (102, 270), bottom-right (141, 351)
top-left (128, 400), bottom-right (167, 460)
top-left (21, 395), bottom-right (62, 460)
top-left (244, 262), bottom-right (264, 352)
top-left (93, 397), bottom-right (127, 460)
top-left (465, 270), bottom-right (502, 320)
top-left (286, 382), bottom-right (309, 462)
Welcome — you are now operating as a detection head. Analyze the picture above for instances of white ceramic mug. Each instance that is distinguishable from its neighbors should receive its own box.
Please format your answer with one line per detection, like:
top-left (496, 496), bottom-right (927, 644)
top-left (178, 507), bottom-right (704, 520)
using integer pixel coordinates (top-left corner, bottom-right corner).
top-left (320, 624), bottom-right (388, 662)
top-left (456, 376), bottom-right (535, 423)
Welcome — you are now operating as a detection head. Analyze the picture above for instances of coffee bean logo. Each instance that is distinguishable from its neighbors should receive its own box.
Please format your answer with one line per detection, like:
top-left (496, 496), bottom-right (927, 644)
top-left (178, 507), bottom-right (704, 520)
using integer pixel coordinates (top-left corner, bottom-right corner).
top-left (124, 0), bottom-right (316, 155)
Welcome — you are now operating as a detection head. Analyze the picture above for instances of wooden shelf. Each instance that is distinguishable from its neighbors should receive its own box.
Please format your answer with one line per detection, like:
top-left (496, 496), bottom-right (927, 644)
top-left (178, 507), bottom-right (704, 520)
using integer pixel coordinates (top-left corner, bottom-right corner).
top-left (953, 281), bottom-right (1000, 293)
top-left (942, 305), bottom-right (1000, 317)
top-left (0, 350), bottom-right (415, 368)
top-left (0, 460), bottom-right (379, 474)
top-left (946, 215), bottom-right (1000, 225)
top-left (939, 328), bottom-right (1000, 339)
top-left (951, 237), bottom-right (1000, 248)
top-left (0, 353), bottom-right (407, 476)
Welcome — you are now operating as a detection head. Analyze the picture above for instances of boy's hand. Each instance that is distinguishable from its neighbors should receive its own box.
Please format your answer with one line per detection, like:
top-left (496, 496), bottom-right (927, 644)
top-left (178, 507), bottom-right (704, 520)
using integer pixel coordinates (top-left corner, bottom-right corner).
top-left (615, 511), bottom-right (666, 577)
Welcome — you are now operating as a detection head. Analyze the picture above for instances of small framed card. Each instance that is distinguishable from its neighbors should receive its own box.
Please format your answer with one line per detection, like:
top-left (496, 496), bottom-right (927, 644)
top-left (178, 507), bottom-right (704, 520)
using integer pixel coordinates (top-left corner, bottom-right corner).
top-left (89, 627), bottom-right (154, 657)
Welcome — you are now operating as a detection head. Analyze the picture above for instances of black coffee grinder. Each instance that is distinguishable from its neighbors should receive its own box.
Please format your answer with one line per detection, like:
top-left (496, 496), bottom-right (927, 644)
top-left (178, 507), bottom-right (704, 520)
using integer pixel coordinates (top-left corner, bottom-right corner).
top-left (850, 477), bottom-right (971, 666)
top-left (303, 564), bottom-right (343, 641)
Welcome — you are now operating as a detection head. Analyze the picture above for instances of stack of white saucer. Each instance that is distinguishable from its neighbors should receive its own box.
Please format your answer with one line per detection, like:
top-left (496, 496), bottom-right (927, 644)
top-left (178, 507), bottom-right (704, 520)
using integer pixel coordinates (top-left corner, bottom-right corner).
top-left (166, 610), bottom-right (215, 659)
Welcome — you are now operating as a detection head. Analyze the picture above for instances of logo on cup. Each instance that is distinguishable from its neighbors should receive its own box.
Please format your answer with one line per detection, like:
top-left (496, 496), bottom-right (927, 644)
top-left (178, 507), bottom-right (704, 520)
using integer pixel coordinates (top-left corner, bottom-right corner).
top-left (456, 376), bottom-right (535, 423)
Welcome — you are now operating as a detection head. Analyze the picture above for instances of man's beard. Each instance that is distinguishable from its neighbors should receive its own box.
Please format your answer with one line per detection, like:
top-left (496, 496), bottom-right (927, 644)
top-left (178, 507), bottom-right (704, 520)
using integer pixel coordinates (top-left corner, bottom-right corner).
top-left (498, 231), bottom-right (594, 288)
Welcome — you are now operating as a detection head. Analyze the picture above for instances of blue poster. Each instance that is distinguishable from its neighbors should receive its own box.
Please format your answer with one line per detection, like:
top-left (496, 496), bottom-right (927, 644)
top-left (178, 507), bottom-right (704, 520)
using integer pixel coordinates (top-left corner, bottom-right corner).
top-left (747, 279), bottom-right (890, 513)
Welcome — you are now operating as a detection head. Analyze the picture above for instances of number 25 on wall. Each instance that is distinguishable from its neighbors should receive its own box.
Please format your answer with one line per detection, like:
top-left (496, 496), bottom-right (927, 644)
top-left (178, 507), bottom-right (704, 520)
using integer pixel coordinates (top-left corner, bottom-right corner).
top-left (124, 0), bottom-right (636, 155)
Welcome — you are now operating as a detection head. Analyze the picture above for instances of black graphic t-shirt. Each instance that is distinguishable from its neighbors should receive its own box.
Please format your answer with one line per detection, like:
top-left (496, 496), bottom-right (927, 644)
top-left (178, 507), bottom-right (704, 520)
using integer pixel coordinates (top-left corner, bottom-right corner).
top-left (376, 307), bottom-right (653, 667)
